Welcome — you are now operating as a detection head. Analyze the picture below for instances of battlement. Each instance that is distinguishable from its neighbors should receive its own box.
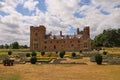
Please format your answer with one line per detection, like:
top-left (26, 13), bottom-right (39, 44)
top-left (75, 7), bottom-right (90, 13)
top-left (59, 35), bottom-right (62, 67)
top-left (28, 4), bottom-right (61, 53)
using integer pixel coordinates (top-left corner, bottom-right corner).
top-left (30, 25), bottom-right (91, 51)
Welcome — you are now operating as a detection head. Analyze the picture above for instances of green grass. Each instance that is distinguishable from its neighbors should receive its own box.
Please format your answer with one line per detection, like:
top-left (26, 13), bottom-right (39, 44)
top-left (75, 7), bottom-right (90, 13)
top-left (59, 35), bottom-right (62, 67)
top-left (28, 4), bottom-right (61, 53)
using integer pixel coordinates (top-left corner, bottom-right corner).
top-left (0, 73), bottom-right (20, 80)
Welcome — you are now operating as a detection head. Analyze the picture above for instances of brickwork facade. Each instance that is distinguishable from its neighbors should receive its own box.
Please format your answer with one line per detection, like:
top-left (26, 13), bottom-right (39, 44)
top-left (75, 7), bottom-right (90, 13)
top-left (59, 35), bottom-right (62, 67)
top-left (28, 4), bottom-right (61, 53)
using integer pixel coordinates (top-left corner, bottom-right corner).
top-left (30, 25), bottom-right (91, 51)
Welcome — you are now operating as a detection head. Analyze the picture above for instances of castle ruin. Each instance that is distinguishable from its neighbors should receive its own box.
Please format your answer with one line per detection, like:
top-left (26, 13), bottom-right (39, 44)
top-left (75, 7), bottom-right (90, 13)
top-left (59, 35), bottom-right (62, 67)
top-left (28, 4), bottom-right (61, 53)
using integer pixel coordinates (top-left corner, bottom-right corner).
top-left (30, 25), bottom-right (91, 51)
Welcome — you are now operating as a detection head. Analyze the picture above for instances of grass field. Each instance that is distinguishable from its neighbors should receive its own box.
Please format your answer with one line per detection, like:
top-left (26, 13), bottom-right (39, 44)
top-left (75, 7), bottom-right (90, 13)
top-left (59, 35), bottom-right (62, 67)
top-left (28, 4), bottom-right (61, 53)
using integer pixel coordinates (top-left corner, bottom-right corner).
top-left (0, 47), bottom-right (120, 80)
top-left (0, 64), bottom-right (120, 80)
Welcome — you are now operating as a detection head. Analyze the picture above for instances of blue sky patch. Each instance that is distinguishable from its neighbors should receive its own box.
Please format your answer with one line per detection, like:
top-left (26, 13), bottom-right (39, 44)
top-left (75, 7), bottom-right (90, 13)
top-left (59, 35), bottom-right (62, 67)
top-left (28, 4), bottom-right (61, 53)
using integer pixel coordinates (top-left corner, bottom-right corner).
top-left (74, 12), bottom-right (85, 18)
top-left (16, 4), bottom-right (35, 16)
top-left (114, 5), bottom-right (120, 8)
top-left (79, 0), bottom-right (91, 7)
top-left (68, 25), bottom-right (76, 34)
top-left (100, 10), bottom-right (110, 15)
top-left (0, 11), bottom-right (9, 16)
top-left (37, 0), bottom-right (47, 13)
top-left (96, 5), bottom-right (101, 9)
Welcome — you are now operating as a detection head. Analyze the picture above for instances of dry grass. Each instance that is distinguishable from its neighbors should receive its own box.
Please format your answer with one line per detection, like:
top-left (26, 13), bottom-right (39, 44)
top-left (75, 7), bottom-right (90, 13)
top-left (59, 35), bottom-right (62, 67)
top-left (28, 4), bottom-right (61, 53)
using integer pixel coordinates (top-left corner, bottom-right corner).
top-left (102, 47), bottom-right (120, 54)
top-left (0, 48), bottom-right (120, 80)
top-left (0, 63), bottom-right (120, 80)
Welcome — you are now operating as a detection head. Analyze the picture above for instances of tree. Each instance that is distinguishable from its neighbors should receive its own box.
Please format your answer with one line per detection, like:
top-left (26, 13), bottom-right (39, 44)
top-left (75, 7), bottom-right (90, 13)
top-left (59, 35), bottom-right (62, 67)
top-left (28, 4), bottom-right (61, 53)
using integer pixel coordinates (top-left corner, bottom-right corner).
top-left (31, 51), bottom-right (36, 57)
top-left (95, 54), bottom-right (102, 65)
top-left (93, 28), bottom-right (120, 47)
top-left (30, 56), bottom-right (37, 64)
top-left (103, 51), bottom-right (108, 55)
top-left (8, 51), bottom-right (12, 55)
top-left (11, 42), bottom-right (19, 49)
top-left (41, 51), bottom-right (45, 56)
top-left (20, 45), bottom-right (28, 49)
top-left (72, 52), bottom-right (76, 57)
top-left (26, 53), bottom-right (31, 57)
top-left (59, 50), bottom-right (65, 58)
top-left (5, 44), bottom-right (9, 49)
top-left (0, 45), bottom-right (4, 49)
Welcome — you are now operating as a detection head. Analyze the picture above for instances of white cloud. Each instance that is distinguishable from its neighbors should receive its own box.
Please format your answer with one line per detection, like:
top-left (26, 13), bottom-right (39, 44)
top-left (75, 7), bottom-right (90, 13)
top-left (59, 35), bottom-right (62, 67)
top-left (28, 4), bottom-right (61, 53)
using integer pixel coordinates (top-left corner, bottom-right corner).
top-left (23, 0), bottom-right (39, 11)
top-left (0, 0), bottom-right (120, 45)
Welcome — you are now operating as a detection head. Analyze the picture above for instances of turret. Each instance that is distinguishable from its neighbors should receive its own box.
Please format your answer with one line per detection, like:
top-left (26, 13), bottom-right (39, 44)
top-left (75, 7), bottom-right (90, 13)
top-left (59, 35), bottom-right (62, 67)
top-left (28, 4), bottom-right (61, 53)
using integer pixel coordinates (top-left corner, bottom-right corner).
top-left (83, 26), bottom-right (90, 38)
top-left (39, 25), bottom-right (46, 39)
top-left (77, 28), bottom-right (80, 35)
top-left (60, 31), bottom-right (62, 37)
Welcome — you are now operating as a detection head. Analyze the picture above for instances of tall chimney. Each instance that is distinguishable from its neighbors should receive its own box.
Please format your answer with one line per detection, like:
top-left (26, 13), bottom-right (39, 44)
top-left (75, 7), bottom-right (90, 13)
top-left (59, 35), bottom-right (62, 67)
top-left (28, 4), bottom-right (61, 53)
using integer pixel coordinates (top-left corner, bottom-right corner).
top-left (77, 28), bottom-right (79, 35)
top-left (60, 31), bottom-right (62, 36)
top-left (83, 26), bottom-right (90, 38)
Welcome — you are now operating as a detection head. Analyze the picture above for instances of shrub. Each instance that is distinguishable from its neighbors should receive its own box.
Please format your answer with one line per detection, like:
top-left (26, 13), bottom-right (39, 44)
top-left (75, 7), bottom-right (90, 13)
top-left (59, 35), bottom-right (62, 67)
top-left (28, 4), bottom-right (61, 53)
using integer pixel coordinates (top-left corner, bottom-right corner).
top-left (30, 56), bottom-right (37, 64)
top-left (103, 51), bottom-right (108, 55)
top-left (8, 51), bottom-right (12, 55)
top-left (26, 53), bottom-right (30, 57)
top-left (3, 58), bottom-right (14, 66)
top-left (80, 50), bottom-right (82, 53)
top-left (31, 51), bottom-right (36, 57)
top-left (72, 52), bottom-right (76, 57)
top-left (59, 50), bottom-right (65, 58)
top-left (56, 51), bottom-right (58, 54)
top-left (41, 51), bottom-right (45, 56)
top-left (48, 53), bottom-right (52, 57)
top-left (95, 54), bottom-right (102, 65)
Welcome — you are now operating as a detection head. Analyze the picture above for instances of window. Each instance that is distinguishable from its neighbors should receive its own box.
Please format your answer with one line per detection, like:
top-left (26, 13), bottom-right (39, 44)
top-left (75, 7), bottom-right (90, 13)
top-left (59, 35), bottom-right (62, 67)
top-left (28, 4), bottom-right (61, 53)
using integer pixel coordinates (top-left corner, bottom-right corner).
top-left (57, 41), bottom-right (59, 43)
top-left (34, 43), bottom-right (38, 50)
top-left (78, 40), bottom-right (80, 43)
top-left (50, 41), bottom-right (52, 43)
top-left (44, 41), bottom-right (47, 44)
top-left (84, 42), bottom-right (87, 48)
top-left (54, 45), bottom-right (56, 49)
top-left (71, 44), bottom-right (74, 47)
top-left (35, 33), bottom-right (38, 36)
top-left (34, 39), bottom-right (37, 41)
top-left (44, 46), bottom-right (47, 49)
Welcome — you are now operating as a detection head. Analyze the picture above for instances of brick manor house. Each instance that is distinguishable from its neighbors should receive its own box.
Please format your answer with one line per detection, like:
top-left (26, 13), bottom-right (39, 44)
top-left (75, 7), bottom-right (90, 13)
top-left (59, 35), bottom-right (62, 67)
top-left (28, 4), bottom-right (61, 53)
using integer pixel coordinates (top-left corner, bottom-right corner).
top-left (30, 25), bottom-right (91, 51)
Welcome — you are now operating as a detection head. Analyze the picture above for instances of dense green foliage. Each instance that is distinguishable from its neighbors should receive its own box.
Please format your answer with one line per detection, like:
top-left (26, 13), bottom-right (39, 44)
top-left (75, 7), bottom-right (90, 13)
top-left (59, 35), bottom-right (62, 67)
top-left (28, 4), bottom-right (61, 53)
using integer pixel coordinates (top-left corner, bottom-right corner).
top-left (8, 51), bottom-right (12, 55)
top-left (56, 51), bottom-right (58, 54)
top-left (5, 44), bottom-right (9, 49)
top-left (41, 51), bottom-right (45, 56)
top-left (95, 54), bottom-right (102, 65)
top-left (26, 53), bottom-right (31, 57)
top-left (59, 50), bottom-right (65, 58)
top-left (30, 56), bottom-right (37, 64)
top-left (93, 28), bottom-right (120, 47)
top-left (11, 42), bottom-right (19, 49)
top-left (0, 42), bottom-right (28, 49)
top-left (0, 44), bottom-right (4, 49)
top-left (103, 51), bottom-right (108, 55)
top-left (72, 52), bottom-right (76, 57)
top-left (3, 58), bottom-right (14, 66)
top-left (80, 50), bottom-right (82, 53)
top-left (31, 51), bottom-right (36, 56)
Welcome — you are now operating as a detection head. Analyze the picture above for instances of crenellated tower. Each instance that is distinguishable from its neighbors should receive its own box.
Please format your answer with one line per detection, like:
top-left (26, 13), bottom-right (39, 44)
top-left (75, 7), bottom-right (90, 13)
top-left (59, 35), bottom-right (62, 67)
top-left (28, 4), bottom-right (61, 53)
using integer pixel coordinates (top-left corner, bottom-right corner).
top-left (30, 25), bottom-right (46, 51)
top-left (83, 26), bottom-right (90, 39)
top-left (30, 25), bottom-right (91, 51)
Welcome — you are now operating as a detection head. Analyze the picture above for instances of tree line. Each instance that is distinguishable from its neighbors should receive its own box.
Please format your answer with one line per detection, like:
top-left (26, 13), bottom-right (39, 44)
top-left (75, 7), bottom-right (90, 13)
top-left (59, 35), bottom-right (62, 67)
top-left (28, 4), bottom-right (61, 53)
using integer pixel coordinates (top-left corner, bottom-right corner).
top-left (0, 42), bottom-right (28, 49)
top-left (0, 28), bottom-right (119, 49)
top-left (92, 28), bottom-right (120, 48)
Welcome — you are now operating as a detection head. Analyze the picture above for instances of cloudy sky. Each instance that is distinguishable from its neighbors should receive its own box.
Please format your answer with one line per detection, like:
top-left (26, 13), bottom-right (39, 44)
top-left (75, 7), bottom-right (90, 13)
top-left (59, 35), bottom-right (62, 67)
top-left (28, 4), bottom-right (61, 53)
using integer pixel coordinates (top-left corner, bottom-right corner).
top-left (0, 0), bottom-right (120, 46)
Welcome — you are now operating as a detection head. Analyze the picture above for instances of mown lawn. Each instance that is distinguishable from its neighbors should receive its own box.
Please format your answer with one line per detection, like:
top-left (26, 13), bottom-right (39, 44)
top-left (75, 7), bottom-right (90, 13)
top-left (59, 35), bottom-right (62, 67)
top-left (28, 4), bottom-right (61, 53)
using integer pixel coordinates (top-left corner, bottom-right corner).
top-left (0, 48), bottom-right (120, 80)
top-left (0, 64), bottom-right (120, 80)
top-left (0, 73), bottom-right (20, 80)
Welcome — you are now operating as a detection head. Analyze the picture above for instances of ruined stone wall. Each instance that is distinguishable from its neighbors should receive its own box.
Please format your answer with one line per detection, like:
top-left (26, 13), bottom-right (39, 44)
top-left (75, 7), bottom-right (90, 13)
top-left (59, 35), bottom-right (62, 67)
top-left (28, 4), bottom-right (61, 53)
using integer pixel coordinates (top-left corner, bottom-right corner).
top-left (30, 25), bottom-right (91, 51)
